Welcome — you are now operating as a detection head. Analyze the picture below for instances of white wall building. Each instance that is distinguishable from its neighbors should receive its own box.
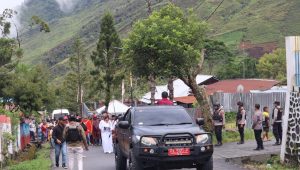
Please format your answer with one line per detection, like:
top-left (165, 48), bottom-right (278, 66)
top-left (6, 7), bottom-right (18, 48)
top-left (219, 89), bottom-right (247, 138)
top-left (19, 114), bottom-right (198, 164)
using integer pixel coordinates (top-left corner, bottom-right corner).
top-left (281, 36), bottom-right (300, 163)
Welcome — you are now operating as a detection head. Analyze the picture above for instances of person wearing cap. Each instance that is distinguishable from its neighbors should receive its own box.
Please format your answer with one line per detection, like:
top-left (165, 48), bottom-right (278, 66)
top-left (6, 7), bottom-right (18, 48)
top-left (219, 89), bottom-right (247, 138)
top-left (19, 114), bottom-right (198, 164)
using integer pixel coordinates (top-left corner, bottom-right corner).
top-left (272, 101), bottom-right (283, 145)
top-left (64, 115), bottom-right (88, 170)
top-left (52, 116), bottom-right (68, 168)
top-left (157, 91), bottom-right (173, 105)
top-left (212, 103), bottom-right (225, 146)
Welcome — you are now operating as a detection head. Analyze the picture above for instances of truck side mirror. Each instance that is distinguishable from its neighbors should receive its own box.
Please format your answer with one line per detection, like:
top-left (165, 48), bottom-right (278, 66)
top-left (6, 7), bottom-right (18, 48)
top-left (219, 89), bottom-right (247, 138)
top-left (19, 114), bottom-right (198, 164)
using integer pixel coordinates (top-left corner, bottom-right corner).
top-left (119, 121), bottom-right (130, 129)
top-left (196, 118), bottom-right (205, 126)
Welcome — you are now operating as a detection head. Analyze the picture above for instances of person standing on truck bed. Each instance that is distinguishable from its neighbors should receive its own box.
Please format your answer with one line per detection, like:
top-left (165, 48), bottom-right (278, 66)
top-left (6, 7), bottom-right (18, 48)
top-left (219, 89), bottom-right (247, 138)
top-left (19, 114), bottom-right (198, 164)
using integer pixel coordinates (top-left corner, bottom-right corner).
top-left (157, 91), bottom-right (173, 105)
top-left (213, 103), bottom-right (225, 146)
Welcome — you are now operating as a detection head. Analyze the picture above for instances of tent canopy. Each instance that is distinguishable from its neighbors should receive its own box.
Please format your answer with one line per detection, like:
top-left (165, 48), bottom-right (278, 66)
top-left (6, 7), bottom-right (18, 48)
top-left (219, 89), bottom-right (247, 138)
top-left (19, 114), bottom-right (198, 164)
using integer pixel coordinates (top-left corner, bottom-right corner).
top-left (96, 100), bottom-right (129, 114)
top-left (140, 75), bottom-right (214, 104)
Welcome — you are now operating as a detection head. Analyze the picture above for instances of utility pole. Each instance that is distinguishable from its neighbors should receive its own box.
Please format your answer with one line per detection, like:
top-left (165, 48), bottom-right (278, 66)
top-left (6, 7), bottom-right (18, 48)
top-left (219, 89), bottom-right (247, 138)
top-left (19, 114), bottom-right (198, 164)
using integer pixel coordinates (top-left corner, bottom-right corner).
top-left (130, 72), bottom-right (134, 106)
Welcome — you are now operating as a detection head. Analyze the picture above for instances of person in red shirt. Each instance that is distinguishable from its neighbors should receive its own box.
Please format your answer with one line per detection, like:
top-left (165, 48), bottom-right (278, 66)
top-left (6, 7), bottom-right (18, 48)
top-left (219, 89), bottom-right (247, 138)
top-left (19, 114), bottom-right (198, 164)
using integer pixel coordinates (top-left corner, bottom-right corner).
top-left (82, 117), bottom-right (93, 145)
top-left (157, 91), bottom-right (173, 105)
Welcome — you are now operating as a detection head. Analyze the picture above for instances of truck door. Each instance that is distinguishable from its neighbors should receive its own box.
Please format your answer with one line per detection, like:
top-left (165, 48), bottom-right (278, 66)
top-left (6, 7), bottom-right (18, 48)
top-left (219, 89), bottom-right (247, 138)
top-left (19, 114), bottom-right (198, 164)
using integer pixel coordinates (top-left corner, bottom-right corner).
top-left (123, 110), bottom-right (132, 157)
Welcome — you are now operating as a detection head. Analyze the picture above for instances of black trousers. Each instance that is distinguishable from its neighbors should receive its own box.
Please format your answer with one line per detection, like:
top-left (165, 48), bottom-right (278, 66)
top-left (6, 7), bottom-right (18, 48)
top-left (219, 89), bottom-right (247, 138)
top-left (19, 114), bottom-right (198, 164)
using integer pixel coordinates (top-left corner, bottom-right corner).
top-left (30, 131), bottom-right (35, 141)
top-left (238, 124), bottom-right (245, 142)
top-left (254, 129), bottom-right (263, 149)
top-left (273, 122), bottom-right (282, 143)
top-left (214, 125), bottom-right (223, 143)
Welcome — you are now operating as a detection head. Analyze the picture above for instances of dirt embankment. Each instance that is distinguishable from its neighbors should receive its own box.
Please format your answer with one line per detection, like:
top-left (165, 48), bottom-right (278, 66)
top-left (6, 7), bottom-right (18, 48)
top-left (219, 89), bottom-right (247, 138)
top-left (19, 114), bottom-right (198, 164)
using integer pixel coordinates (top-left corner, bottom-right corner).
top-left (239, 41), bottom-right (278, 58)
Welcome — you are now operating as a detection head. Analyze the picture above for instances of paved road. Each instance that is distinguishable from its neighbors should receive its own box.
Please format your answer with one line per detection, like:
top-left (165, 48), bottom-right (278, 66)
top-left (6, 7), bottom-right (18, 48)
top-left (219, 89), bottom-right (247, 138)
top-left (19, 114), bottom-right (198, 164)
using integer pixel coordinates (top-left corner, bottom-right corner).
top-left (51, 140), bottom-right (280, 170)
top-left (52, 146), bottom-right (246, 170)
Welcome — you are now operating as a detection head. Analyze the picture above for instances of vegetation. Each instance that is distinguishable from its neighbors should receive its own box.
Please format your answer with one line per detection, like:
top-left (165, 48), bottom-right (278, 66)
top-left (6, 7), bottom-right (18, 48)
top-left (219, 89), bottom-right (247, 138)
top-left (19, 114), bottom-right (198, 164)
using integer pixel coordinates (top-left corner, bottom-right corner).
top-left (243, 155), bottom-right (299, 170)
top-left (91, 12), bottom-right (123, 107)
top-left (17, 0), bottom-right (300, 78)
top-left (217, 55), bottom-right (258, 79)
top-left (3, 64), bottom-right (55, 114)
top-left (124, 4), bottom-right (215, 131)
top-left (204, 39), bottom-right (232, 75)
top-left (257, 48), bottom-right (286, 83)
top-left (7, 144), bottom-right (51, 170)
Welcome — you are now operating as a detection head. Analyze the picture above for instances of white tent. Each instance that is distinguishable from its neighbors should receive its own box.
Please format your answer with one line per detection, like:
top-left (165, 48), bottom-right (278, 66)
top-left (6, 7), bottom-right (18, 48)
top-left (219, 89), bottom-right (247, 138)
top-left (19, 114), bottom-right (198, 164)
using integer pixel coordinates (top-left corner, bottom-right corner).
top-left (140, 75), bottom-right (214, 104)
top-left (96, 100), bottom-right (129, 114)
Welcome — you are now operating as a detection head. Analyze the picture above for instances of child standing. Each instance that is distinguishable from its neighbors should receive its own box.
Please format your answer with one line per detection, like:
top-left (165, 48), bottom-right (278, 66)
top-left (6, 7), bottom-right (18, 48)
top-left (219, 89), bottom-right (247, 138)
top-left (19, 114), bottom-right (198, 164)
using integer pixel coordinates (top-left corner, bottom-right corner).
top-left (262, 106), bottom-right (270, 141)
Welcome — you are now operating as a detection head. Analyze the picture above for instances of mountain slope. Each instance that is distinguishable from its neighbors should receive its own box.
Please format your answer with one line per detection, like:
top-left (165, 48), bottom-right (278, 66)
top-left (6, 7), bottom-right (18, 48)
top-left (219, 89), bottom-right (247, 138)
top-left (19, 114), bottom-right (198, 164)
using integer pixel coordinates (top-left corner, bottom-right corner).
top-left (19, 0), bottom-right (300, 77)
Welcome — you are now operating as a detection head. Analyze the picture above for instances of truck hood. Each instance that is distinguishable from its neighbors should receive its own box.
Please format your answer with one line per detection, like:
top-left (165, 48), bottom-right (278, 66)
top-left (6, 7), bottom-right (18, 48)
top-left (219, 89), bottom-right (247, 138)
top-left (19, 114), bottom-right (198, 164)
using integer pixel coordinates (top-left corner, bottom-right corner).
top-left (133, 124), bottom-right (205, 136)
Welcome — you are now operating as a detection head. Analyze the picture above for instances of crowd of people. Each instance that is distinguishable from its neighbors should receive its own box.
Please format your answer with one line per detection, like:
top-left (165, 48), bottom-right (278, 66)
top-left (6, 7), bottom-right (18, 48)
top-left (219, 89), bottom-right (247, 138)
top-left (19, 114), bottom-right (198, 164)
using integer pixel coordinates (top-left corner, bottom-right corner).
top-left (212, 101), bottom-right (283, 151)
top-left (27, 91), bottom-right (284, 169)
top-left (28, 112), bottom-right (119, 170)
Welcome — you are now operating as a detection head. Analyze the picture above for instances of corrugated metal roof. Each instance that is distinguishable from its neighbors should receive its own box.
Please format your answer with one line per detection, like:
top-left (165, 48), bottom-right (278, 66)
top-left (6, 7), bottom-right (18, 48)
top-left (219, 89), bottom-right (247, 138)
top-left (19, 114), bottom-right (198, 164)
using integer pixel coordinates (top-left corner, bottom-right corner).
top-left (174, 96), bottom-right (196, 104)
top-left (205, 79), bottom-right (279, 95)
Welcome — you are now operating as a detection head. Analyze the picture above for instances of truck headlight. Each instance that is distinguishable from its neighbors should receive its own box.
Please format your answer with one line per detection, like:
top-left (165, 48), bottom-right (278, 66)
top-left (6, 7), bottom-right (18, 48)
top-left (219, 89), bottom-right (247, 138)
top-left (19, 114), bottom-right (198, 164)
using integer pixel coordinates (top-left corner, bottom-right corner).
top-left (141, 137), bottom-right (158, 146)
top-left (196, 134), bottom-right (209, 144)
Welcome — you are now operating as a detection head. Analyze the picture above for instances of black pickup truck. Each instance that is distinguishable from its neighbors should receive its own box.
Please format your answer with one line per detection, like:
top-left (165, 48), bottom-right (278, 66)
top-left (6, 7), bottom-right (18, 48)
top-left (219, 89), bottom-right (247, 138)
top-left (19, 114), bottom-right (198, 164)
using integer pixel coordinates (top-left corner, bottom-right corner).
top-left (114, 106), bottom-right (213, 170)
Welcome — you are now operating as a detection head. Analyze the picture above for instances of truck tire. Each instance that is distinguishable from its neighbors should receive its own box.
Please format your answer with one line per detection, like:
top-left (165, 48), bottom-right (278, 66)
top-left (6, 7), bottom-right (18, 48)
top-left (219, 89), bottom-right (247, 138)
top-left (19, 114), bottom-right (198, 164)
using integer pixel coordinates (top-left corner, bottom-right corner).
top-left (115, 144), bottom-right (127, 170)
top-left (196, 157), bottom-right (213, 170)
top-left (128, 150), bottom-right (143, 170)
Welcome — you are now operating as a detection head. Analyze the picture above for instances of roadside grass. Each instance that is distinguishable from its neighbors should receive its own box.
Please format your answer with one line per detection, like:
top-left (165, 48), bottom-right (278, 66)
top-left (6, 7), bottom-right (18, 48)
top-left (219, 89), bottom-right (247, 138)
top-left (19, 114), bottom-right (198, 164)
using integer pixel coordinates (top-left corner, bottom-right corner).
top-left (212, 121), bottom-right (274, 144)
top-left (7, 144), bottom-right (51, 170)
top-left (243, 155), bottom-right (299, 170)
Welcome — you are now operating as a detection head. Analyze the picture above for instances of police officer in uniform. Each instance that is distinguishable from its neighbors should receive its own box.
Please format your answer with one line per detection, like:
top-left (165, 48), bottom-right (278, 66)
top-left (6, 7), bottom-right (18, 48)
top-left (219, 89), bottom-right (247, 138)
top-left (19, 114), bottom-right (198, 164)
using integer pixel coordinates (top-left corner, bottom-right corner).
top-left (272, 101), bottom-right (283, 145)
top-left (212, 103), bottom-right (225, 146)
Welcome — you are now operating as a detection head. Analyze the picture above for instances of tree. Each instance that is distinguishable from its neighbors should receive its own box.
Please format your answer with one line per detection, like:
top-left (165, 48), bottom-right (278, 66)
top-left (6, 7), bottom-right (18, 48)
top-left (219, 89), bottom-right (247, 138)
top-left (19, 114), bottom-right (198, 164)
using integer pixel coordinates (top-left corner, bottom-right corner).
top-left (0, 9), bottom-right (16, 37)
top-left (69, 38), bottom-right (88, 116)
top-left (3, 65), bottom-right (55, 114)
top-left (91, 12), bottom-right (122, 107)
top-left (257, 48), bottom-right (286, 83)
top-left (204, 39), bottom-right (232, 74)
top-left (217, 55), bottom-right (258, 79)
top-left (124, 4), bottom-right (214, 131)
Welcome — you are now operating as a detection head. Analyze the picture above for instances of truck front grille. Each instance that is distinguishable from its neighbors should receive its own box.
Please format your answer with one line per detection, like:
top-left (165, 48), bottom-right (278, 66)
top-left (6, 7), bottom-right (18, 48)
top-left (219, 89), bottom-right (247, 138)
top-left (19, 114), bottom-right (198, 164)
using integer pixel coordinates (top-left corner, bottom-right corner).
top-left (163, 134), bottom-right (194, 147)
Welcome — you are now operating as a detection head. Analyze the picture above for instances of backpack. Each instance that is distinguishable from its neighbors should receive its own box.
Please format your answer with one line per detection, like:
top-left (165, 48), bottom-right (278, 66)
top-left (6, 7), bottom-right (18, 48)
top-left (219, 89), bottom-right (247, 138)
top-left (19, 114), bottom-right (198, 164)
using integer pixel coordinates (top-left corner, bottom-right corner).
top-left (236, 111), bottom-right (242, 120)
top-left (277, 108), bottom-right (283, 121)
top-left (65, 126), bottom-right (82, 142)
top-left (272, 108), bottom-right (283, 121)
top-left (236, 109), bottom-right (247, 120)
top-left (81, 122), bottom-right (87, 132)
top-left (212, 110), bottom-right (223, 122)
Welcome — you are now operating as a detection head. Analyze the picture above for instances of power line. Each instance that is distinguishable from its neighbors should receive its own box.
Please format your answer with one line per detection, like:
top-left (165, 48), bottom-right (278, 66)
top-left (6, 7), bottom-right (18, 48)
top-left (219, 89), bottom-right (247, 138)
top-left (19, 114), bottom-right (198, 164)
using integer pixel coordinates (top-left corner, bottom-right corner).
top-left (205, 0), bottom-right (225, 21)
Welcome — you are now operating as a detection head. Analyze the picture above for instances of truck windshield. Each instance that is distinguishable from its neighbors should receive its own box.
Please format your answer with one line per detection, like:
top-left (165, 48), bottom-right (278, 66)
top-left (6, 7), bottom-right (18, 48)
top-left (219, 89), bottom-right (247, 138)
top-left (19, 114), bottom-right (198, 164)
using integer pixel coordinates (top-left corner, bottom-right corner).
top-left (134, 108), bottom-right (193, 126)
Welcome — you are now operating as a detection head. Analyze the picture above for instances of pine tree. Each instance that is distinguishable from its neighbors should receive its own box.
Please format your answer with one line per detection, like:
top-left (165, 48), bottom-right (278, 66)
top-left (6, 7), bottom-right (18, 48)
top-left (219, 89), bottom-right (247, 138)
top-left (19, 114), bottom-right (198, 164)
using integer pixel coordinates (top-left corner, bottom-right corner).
top-left (91, 12), bottom-right (122, 108)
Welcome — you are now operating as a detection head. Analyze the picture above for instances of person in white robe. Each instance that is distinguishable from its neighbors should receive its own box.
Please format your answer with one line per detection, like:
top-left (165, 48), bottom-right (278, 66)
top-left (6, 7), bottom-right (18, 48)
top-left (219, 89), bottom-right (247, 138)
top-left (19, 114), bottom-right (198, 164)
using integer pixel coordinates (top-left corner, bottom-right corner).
top-left (99, 115), bottom-right (113, 153)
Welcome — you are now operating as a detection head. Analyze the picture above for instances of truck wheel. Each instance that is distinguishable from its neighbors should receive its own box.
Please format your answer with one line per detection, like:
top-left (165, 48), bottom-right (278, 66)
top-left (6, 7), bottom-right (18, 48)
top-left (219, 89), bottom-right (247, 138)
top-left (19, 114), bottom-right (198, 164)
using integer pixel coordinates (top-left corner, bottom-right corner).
top-left (115, 144), bottom-right (127, 170)
top-left (128, 150), bottom-right (143, 170)
top-left (196, 157), bottom-right (213, 170)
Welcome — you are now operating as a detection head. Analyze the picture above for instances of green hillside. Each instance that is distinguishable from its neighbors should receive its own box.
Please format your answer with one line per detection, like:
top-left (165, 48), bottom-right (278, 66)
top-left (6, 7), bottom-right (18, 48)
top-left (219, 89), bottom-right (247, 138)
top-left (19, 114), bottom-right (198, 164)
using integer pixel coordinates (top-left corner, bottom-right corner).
top-left (19, 0), bottom-right (300, 77)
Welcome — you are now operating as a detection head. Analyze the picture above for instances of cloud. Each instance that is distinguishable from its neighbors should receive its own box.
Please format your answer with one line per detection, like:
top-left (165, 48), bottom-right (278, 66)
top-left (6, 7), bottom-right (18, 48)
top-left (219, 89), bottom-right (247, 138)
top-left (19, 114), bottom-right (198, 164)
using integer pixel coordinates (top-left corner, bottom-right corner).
top-left (55, 0), bottom-right (79, 12)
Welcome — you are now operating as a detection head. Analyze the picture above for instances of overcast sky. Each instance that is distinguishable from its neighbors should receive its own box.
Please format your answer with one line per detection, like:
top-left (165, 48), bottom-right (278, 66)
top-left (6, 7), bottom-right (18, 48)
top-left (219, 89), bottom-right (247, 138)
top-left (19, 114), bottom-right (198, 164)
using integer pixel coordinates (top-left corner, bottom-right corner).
top-left (0, 0), bottom-right (25, 13)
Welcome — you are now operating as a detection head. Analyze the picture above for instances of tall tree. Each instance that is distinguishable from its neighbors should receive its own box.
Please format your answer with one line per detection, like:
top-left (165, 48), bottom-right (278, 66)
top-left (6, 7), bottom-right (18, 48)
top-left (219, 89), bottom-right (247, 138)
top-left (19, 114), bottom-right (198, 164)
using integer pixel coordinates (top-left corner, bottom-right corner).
top-left (257, 48), bottom-right (286, 83)
top-left (91, 12), bottom-right (122, 108)
top-left (124, 4), bottom-right (214, 130)
top-left (69, 38), bottom-right (88, 116)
